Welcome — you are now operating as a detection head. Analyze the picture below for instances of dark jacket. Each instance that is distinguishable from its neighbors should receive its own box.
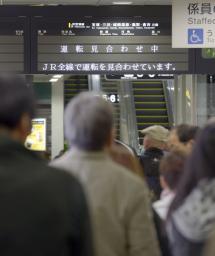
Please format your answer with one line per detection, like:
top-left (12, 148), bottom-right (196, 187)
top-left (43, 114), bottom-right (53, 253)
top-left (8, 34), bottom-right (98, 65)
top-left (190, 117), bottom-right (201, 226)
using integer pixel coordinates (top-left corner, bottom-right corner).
top-left (140, 147), bottom-right (164, 199)
top-left (0, 136), bottom-right (94, 256)
top-left (153, 209), bottom-right (172, 256)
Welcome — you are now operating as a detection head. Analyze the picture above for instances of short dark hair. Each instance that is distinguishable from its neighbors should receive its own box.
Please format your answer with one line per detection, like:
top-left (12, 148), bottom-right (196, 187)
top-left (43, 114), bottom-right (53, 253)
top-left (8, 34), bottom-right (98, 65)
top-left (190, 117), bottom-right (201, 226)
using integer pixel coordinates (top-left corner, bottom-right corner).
top-left (160, 151), bottom-right (187, 190)
top-left (0, 74), bottom-right (35, 129)
top-left (174, 124), bottom-right (200, 144)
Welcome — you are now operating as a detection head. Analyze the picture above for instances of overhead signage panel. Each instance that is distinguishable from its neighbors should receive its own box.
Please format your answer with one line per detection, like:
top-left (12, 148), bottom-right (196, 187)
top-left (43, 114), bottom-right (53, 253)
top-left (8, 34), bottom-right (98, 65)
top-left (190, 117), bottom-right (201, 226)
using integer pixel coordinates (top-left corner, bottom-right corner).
top-left (105, 74), bottom-right (174, 80)
top-left (31, 15), bottom-right (192, 74)
top-left (172, 0), bottom-right (215, 48)
top-left (0, 17), bottom-right (29, 73)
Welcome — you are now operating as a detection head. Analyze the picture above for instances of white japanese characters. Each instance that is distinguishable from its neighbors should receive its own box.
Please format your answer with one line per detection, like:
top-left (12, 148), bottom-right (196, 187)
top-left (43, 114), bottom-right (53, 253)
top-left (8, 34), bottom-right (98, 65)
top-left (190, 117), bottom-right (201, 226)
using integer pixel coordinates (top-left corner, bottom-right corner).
top-left (42, 62), bottom-right (176, 72)
top-left (58, 44), bottom-right (162, 54)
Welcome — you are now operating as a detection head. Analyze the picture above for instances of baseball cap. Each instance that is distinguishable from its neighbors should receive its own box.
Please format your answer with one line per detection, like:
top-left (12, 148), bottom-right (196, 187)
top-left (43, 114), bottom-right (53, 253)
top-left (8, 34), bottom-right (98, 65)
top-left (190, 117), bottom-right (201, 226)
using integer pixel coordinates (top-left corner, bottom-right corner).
top-left (141, 125), bottom-right (169, 142)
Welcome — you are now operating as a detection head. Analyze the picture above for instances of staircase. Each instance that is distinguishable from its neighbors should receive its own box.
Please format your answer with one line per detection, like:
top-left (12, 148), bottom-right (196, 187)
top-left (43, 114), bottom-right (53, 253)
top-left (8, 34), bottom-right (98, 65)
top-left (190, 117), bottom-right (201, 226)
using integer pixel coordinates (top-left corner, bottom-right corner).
top-left (132, 81), bottom-right (171, 142)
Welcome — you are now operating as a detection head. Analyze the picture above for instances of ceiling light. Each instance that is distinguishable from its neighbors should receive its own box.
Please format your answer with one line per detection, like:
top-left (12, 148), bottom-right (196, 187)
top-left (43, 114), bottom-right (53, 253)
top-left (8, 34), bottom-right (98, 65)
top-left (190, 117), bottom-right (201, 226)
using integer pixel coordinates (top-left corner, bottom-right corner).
top-left (49, 78), bottom-right (58, 82)
top-left (113, 1), bottom-right (133, 5)
top-left (53, 75), bottom-right (63, 78)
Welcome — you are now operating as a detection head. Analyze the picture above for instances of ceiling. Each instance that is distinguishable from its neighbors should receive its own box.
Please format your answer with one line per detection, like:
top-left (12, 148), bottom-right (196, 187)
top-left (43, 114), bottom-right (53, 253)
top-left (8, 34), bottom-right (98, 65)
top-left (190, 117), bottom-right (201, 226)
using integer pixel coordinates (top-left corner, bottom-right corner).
top-left (0, 0), bottom-right (172, 5)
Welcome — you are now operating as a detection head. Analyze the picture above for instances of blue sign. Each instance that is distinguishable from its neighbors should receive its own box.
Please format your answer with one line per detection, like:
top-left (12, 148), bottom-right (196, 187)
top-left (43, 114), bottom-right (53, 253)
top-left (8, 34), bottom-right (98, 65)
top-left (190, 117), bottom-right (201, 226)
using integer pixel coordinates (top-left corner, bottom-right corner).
top-left (188, 29), bottom-right (204, 44)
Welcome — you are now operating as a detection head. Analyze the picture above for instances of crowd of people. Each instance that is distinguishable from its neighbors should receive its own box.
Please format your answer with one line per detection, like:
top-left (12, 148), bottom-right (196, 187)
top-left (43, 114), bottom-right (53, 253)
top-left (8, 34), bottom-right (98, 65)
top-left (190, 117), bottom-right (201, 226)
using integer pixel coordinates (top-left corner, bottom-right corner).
top-left (0, 74), bottom-right (215, 256)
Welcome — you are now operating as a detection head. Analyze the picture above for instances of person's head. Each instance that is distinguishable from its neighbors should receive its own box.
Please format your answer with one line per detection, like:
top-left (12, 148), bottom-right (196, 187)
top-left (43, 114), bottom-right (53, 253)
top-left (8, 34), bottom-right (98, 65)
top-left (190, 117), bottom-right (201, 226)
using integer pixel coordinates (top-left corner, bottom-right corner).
top-left (0, 74), bottom-right (35, 143)
top-left (168, 123), bottom-right (215, 216)
top-left (168, 124), bottom-right (200, 153)
top-left (65, 92), bottom-right (114, 151)
top-left (159, 151), bottom-right (187, 192)
top-left (141, 125), bottom-right (169, 150)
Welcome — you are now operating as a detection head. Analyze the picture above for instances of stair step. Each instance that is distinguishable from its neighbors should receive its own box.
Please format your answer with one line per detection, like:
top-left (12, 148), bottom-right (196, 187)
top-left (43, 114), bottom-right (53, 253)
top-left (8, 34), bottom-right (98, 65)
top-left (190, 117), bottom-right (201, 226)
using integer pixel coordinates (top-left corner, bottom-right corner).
top-left (135, 103), bottom-right (167, 109)
top-left (136, 110), bottom-right (168, 115)
top-left (133, 82), bottom-right (163, 89)
top-left (137, 116), bottom-right (169, 123)
top-left (134, 96), bottom-right (165, 102)
top-left (134, 88), bottom-right (163, 91)
top-left (133, 89), bottom-right (164, 95)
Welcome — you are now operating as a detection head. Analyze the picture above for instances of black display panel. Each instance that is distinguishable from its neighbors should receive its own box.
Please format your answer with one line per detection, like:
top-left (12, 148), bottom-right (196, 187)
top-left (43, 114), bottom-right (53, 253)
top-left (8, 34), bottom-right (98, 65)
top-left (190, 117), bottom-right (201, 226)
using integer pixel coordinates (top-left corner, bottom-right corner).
top-left (195, 48), bottom-right (215, 74)
top-left (31, 9), bottom-right (193, 74)
top-left (0, 17), bottom-right (29, 73)
top-left (105, 74), bottom-right (174, 80)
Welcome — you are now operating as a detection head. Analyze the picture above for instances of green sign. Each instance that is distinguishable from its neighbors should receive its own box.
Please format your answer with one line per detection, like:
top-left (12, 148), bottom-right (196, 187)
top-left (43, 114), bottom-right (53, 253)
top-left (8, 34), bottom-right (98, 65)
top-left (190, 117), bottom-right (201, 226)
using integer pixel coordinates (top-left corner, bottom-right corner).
top-left (202, 48), bottom-right (215, 59)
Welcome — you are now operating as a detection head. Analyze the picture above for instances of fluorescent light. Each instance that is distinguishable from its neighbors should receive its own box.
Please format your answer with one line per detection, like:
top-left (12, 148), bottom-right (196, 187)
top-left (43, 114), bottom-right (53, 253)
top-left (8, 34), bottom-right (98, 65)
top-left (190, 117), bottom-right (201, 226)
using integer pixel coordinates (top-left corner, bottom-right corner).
top-left (53, 75), bottom-right (63, 78)
top-left (49, 78), bottom-right (58, 82)
top-left (113, 1), bottom-right (133, 5)
top-left (124, 74), bottom-right (134, 77)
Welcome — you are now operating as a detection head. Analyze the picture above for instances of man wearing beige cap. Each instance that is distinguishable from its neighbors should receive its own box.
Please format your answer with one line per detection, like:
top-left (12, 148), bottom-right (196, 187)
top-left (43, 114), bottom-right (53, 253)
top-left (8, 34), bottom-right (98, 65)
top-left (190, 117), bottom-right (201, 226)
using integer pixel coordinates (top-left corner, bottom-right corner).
top-left (140, 125), bottom-right (169, 200)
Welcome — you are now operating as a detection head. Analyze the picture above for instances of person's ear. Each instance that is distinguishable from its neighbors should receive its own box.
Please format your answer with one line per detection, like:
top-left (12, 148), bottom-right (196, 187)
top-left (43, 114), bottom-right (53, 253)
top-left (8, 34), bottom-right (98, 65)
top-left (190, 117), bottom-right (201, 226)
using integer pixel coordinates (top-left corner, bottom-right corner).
top-left (18, 113), bottom-right (32, 141)
top-left (160, 175), bottom-right (168, 190)
top-left (111, 128), bottom-right (116, 143)
top-left (106, 128), bottom-right (115, 148)
top-left (186, 139), bottom-right (194, 153)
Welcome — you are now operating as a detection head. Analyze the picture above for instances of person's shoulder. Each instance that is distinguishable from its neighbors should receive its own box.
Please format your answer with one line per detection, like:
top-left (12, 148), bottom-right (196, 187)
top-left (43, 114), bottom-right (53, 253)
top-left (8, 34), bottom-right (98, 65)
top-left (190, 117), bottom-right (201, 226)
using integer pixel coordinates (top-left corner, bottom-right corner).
top-left (37, 161), bottom-right (82, 193)
top-left (50, 151), bottom-right (72, 170)
top-left (108, 158), bottom-right (144, 186)
top-left (140, 149), bottom-right (151, 159)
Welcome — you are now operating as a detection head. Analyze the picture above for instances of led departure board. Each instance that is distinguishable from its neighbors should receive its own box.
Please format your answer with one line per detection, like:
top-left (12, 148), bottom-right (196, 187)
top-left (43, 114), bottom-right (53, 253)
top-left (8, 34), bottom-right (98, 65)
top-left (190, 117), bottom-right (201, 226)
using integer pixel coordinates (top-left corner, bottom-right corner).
top-left (32, 14), bottom-right (192, 74)
top-left (105, 74), bottom-right (174, 80)
top-left (0, 17), bottom-right (28, 73)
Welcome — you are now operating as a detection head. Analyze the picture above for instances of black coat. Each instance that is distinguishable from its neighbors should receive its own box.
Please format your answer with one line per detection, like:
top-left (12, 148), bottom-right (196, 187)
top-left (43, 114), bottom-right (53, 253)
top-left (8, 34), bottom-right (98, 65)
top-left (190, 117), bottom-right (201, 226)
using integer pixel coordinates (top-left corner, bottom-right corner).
top-left (140, 147), bottom-right (164, 199)
top-left (0, 136), bottom-right (94, 256)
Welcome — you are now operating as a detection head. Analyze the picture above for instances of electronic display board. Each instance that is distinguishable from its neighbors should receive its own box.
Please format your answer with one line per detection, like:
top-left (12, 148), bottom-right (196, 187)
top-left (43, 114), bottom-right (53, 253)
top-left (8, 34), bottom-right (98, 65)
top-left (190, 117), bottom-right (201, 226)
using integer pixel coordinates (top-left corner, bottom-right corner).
top-left (105, 74), bottom-right (174, 80)
top-left (31, 14), bottom-right (193, 74)
top-left (0, 17), bottom-right (29, 73)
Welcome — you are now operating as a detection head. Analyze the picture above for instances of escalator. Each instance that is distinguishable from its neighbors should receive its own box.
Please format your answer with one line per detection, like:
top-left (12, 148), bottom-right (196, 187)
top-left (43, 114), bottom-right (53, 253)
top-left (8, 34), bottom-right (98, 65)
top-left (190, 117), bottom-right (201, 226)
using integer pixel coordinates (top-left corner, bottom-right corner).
top-left (132, 81), bottom-right (171, 141)
top-left (64, 75), bottom-right (89, 105)
top-left (64, 75), bottom-right (120, 140)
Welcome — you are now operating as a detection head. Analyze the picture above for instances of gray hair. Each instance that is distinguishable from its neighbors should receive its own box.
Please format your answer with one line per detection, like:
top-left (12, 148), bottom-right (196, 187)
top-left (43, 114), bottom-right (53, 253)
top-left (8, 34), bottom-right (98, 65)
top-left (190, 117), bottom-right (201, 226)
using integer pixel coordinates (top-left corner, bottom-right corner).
top-left (65, 91), bottom-right (114, 151)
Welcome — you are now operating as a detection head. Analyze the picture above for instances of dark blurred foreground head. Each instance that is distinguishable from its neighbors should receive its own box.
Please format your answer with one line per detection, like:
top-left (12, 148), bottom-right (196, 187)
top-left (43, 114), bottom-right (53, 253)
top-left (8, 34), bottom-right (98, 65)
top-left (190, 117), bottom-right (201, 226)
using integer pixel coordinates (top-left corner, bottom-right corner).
top-left (168, 124), bottom-right (200, 153)
top-left (0, 74), bottom-right (35, 143)
top-left (159, 150), bottom-right (187, 192)
top-left (166, 124), bottom-right (215, 256)
top-left (65, 91), bottom-right (114, 151)
top-left (0, 75), bottom-right (94, 256)
top-left (169, 122), bottom-right (215, 214)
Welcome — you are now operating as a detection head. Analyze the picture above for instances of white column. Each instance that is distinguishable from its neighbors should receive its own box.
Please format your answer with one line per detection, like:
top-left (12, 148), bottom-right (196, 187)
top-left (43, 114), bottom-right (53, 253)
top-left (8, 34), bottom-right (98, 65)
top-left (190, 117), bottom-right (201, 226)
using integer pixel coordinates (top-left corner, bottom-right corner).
top-left (184, 75), bottom-right (197, 125)
top-left (51, 77), bottom-right (64, 159)
top-left (88, 75), bottom-right (101, 92)
top-left (174, 75), bottom-right (186, 124)
top-left (174, 75), bottom-right (198, 125)
top-left (196, 75), bottom-right (208, 126)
